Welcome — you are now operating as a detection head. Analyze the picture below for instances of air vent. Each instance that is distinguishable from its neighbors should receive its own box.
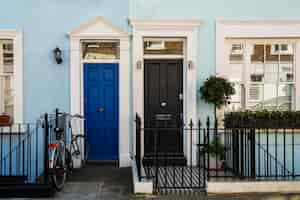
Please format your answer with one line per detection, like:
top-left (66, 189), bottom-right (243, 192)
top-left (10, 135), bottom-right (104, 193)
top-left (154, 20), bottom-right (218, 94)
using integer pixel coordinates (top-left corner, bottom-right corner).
top-left (249, 86), bottom-right (261, 101)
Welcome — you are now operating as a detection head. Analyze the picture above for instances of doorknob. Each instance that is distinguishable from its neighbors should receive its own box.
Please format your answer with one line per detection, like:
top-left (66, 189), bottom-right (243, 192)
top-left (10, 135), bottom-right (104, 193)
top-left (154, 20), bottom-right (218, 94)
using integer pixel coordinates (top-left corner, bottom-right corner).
top-left (98, 107), bottom-right (105, 112)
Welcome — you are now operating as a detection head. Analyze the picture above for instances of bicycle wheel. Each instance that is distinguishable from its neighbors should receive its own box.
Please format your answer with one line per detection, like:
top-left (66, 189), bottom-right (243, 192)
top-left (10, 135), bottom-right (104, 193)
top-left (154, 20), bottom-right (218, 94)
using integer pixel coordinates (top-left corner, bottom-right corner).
top-left (51, 149), bottom-right (67, 191)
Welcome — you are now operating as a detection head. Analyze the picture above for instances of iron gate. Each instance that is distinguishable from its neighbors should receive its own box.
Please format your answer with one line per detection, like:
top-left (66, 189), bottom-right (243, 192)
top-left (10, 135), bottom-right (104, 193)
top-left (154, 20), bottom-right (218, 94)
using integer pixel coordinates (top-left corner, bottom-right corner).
top-left (134, 113), bottom-right (300, 194)
top-left (135, 114), bottom-right (208, 193)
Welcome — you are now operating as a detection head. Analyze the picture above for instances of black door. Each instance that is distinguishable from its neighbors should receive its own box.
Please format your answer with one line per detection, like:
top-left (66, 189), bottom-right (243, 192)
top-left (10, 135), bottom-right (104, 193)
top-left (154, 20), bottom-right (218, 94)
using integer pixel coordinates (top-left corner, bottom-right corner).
top-left (144, 59), bottom-right (183, 157)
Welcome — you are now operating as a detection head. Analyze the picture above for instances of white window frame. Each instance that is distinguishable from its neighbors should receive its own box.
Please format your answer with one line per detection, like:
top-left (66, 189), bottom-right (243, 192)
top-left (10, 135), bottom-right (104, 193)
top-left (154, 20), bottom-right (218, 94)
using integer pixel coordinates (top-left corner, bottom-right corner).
top-left (226, 39), bottom-right (296, 111)
top-left (0, 30), bottom-right (23, 123)
top-left (216, 19), bottom-right (300, 110)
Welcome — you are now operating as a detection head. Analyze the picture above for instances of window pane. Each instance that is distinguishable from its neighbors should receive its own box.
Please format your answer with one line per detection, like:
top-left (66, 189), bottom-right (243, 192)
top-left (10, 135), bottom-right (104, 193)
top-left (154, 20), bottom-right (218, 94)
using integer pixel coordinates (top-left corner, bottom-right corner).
top-left (226, 43), bottom-right (243, 82)
top-left (226, 83), bottom-right (243, 112)
top-left (229, 44), bottom-right (244, 63)
top-left (280, 63), bottom-right (294, 82)
top-left (251, 44), bottom-right (264, 63)
top-left (265, 44), bottom-right (279, 83)
top-left (0, 76), bottom-right (13, 116)
top-left (144, 39), bottom-right (183, 55)
top-left (263, 84), bottom-right (277, 110)
top-left (1, 40), bottom-right (13, 73)
top-left (82, 40), bottom-right (120, 60)
top-left (250, 44), bottom-right (264, 82)
top-left (249, 63), bottom-right (264, 82)
top-left (264, 63), bottom-right (278, 83)
top-left (266, 44), bottom-right (279, 62)
top-left (0, 39), bottom-right (14, 117)
top-left (279, 44), bottom-right (294, 82)
top-left (247, 84), bottom-right (263, 111)
top-left (278, 84), bottom-right (293, 111)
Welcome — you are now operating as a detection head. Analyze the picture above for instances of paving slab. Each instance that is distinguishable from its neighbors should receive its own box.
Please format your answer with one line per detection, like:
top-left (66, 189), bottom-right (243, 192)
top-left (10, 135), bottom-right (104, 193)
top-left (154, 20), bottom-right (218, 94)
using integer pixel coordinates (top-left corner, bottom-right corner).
top-left (6, 164), bottom-right (300, 200)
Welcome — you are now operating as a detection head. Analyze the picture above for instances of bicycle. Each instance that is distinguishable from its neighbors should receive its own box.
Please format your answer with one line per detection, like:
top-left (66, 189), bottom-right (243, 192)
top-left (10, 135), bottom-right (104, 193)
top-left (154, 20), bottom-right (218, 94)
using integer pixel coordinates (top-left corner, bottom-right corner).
top-left (48, 110), bottom-right (68, 191)
top-left (48, 110), bottom-right (89, 191)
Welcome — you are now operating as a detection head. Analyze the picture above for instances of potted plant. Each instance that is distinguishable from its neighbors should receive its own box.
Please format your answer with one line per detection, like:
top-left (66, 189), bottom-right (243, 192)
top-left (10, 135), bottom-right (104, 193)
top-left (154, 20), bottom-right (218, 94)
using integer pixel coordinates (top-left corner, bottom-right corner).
top-left (205, 137), bottom-right (225, 170)
top-left (250, 74), bottom-right (264, 82)
top-left (0, 113), bottom-right (12, 127)
top-left (200, 76), bottom-right (235, 120)
top-left (286, 73), bottom-right (294, 82)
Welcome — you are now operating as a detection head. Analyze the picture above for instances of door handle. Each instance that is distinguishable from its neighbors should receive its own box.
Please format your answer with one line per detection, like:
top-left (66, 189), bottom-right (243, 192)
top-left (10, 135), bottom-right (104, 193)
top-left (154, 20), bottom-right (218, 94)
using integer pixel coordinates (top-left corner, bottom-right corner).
top-left (98, 107), bottom-right (105, 112)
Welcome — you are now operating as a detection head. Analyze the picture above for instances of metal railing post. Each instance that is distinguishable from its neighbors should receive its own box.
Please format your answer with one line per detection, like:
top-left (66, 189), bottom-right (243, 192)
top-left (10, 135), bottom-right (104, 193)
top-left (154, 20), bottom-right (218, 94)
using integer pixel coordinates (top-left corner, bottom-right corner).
top-left (189, 119), bottom-right (193, 187)
top-left (250, 128), bottom-right (256, 178)
top-left (135, 114), bottom-right (141, 181)
top-left (198, 119), bottom-right (202, 188)
top-left (44, 113), bottom-right (49, 184)
top-left (206, 117), bottom-right (210, 181)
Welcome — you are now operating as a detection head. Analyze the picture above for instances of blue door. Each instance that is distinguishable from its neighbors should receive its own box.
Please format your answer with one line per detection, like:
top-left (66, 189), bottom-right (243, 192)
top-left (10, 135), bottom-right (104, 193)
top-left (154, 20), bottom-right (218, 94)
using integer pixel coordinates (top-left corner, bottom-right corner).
top-left (84, 63), bottom-right (119, 161)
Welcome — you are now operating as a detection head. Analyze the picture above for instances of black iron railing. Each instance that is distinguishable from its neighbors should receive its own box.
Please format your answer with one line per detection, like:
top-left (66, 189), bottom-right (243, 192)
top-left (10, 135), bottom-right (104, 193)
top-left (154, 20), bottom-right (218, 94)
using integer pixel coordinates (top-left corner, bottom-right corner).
top-left (135, 113), bottom-right (300, 192)
top-left (0, 114), bottom-right (50, 185)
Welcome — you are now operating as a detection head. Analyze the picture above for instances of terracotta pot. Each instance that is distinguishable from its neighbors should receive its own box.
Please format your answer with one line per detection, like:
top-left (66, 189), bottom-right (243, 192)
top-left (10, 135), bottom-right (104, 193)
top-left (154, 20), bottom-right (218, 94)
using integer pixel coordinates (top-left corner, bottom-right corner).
top-left (208, 157), bottom-right (224, 171)
top-left (0, 114), bottom-right (12, 127)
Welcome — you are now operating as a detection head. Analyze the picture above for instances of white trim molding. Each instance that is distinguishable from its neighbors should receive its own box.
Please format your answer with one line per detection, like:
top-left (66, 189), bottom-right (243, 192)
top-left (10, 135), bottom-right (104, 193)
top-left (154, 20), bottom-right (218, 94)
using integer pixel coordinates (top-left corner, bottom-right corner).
top-left (216, 19), bottom-right (300, 110)
top-left (0, 30), bottom-right (23, 123)
top-left (130, 19), bottom-right (200, 165)
top-left (69, 17), bottom-right (130, 167)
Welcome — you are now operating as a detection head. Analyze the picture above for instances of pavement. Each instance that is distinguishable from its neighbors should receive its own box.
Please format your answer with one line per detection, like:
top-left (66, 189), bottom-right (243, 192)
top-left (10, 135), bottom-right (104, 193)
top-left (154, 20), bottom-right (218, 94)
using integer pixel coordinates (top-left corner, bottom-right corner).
top-left (7, 164), bottom-right (300, 200)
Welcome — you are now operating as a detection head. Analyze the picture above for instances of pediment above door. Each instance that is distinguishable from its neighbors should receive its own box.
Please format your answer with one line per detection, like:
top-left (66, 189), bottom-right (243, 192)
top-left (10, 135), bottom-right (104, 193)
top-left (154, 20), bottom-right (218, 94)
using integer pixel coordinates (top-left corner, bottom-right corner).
top-left (69, 16), bottom-right (128, 38)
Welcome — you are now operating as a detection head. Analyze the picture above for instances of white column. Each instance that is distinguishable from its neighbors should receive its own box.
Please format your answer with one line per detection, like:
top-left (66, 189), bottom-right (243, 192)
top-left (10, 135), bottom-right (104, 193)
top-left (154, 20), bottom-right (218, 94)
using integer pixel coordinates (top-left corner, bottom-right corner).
top-left (295, 41), bottom-right (300, 110)
top-left (70, 37), bottom-right (83, 168)
top-left (70, 38), bottom-right (81, 115)
top-left (119, 37), bottom-right (131, 167)
top-left (0, 44), bottom-right (3, 113)
top-left (186, 30), bottom-right (198, 166)
top-left (132, 31), bottom-right (145, 158)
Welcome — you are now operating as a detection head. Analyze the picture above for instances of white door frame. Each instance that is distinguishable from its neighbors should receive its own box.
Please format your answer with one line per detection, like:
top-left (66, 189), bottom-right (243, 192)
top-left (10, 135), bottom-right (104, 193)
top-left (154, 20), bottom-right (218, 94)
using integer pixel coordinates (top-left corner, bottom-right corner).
top-left (69, 17), bottom-right (130, 167)
top-left (130, 19), bottom-right (200, 165)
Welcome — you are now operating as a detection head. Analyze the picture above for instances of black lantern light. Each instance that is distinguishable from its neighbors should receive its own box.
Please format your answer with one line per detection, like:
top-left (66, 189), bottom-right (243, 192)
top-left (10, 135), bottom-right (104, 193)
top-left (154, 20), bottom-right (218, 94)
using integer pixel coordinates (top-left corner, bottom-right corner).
top-left (53, 47), bottom-right (63, 64)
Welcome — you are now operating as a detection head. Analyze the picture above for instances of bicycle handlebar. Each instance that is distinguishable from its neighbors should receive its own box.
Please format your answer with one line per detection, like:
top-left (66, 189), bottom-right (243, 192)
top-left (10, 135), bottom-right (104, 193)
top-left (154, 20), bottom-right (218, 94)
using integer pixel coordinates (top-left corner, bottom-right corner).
top-left (56, 112), bottom-right (85, 120)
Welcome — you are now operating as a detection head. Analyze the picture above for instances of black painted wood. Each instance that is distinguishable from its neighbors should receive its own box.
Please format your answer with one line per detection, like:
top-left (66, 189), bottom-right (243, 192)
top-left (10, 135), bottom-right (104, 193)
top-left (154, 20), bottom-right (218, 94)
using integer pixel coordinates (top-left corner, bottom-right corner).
top-left (0, 176), bottom-right (27, 185)
top-left (144, 59), bottom-right (183, 157)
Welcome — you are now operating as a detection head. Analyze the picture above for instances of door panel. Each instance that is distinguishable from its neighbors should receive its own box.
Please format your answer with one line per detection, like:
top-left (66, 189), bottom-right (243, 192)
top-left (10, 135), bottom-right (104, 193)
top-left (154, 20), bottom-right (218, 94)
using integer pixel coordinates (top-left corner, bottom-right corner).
top-left (84, 63), bottom-right (119, 161)
top-left (144, 59), bottom-right (183, 156)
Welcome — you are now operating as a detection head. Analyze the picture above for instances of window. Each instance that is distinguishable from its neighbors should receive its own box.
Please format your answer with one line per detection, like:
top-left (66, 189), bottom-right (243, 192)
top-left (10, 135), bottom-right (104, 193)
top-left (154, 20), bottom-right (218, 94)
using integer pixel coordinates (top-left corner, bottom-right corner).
top-left (224, 40), bottom-right (296, 111)
top-left (143, 38), bottom-right (184, 56)
top-left (271, 44), bottom-right (293, 55)
top-left (229, 44), bottom-right (244, 63)
top-left (0, 39), bottom-right (14, 117)
top-left (81, 40), bottom-right (120, 60)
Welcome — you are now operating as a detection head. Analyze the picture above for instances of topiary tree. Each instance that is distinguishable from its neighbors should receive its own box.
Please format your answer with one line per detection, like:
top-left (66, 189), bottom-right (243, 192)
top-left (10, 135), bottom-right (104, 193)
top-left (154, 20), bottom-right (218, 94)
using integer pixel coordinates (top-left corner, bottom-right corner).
top-left (200, 76), bottom-right (235, 120)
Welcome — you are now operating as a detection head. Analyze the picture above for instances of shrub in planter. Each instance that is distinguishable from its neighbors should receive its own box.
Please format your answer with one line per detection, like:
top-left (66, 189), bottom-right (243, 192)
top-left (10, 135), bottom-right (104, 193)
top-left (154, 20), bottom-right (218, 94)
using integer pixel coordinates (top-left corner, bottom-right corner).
top-left (225, 110), bottom-right (300, 128)
top-left (200, 76), bottom-right (235, 120)
top-left (204, 137), bottom-right (225, 170)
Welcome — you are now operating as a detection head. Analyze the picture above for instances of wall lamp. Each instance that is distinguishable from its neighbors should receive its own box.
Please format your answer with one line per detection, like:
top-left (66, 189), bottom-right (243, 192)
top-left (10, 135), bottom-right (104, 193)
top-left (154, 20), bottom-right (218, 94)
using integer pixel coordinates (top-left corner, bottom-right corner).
top-left (188, 60), bottom-right (194, 70)
top-left (136, 60), bottom-right (142, 70)
top-left (53, 47), bottom-right (63, 64)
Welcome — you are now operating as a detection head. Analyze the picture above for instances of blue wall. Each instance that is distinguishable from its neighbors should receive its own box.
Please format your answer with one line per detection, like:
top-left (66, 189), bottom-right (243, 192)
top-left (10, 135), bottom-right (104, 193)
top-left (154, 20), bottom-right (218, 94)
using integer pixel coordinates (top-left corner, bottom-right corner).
top-left (2, 0), bottom-right (300, 122)
top-left (1, 0), bottom-right (300, 176)
top-left (130, 0), bottom-right (300, 121)
top-left (0, 0), bottom-right (129, 122)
